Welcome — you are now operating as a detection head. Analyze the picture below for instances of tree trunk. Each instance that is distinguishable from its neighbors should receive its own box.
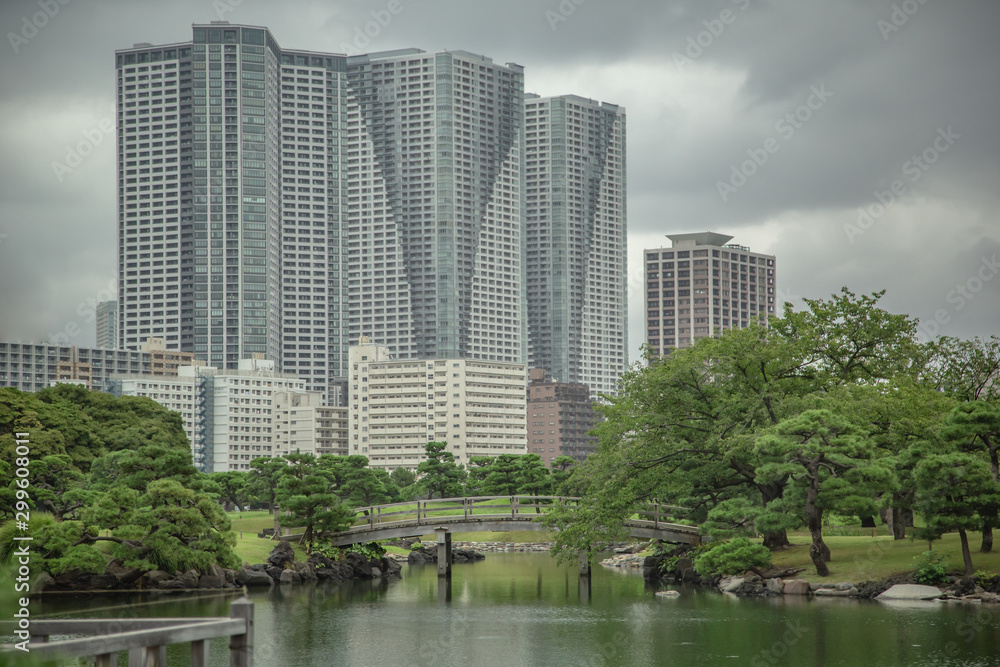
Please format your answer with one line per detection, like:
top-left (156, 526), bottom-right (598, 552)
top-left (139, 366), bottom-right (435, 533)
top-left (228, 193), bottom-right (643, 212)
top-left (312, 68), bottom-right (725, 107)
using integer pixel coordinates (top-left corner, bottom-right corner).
top-left (958, 528), bottom-right (974, 575)
top-left (758, 482), bottom-right (791, 549)
top-left (273, 504), bottom-right (281, 536)
top-left (889, 506), bottom-right (906, 540)
top-left (761, 530), bottom-right (791, 549)
top-left (981, 521), bottom-right (994, 553)
top-left (806, 483), bottom-right (831, 575)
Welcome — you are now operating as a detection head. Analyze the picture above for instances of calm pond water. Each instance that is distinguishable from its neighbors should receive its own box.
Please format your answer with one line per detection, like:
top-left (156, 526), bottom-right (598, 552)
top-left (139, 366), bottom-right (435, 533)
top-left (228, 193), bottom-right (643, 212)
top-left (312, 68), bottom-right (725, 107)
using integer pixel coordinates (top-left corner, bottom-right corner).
top-left (34, 553), bottom-right (1000, 666)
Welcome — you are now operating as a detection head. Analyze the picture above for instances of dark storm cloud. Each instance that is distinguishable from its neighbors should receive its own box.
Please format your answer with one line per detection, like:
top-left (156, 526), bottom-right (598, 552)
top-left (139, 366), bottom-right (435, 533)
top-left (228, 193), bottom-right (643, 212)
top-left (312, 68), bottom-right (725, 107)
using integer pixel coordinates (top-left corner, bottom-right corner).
top-left (0, 0), bottom-right (996, 360)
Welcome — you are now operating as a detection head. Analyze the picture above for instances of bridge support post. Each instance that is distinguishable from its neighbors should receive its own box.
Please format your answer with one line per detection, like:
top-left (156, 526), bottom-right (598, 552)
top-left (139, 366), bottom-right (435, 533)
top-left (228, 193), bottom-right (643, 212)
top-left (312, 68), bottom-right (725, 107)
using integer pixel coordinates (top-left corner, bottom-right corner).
top-left (435, 528), bottom-right (452, 577)
top-left (579, 552), bottom-right (591, 577)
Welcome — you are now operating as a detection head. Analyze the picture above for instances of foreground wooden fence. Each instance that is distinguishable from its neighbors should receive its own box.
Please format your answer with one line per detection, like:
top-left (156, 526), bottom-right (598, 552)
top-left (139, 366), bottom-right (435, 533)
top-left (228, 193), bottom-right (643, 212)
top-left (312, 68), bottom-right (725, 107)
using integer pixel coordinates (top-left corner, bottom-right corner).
top-left (0, 597), bottom-right (253, 666)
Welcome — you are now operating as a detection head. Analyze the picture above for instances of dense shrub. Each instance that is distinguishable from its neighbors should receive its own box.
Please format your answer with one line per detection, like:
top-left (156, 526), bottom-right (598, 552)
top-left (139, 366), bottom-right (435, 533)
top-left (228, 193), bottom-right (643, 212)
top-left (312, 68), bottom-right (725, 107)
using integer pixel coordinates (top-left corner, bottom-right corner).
top-left (693, 537), bottom-right (772, 577)
top-left (912, 550), bottom-right (949, 584)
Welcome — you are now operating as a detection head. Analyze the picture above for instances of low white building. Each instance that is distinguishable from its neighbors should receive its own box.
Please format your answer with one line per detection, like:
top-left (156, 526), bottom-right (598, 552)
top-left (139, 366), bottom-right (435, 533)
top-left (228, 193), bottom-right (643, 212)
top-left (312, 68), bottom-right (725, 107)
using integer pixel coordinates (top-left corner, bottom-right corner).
top-left (116, 359), bottom-right (329, 472)
top-left (349, 339), bottom-right (528, 470)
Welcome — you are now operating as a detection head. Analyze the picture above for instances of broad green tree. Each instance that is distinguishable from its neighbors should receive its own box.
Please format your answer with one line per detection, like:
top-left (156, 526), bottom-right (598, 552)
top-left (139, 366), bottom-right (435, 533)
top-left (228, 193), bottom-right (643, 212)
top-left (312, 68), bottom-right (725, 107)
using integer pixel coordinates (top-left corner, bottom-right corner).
top-left (549, 456), bottom-right (577, 496)
top-left (276, 453), bottom-right (352, 550)
top-left (416, 442), bottom-right (466, 499)
top-left (546, 288), bottom-right (930, 560)
top-left (248, 456), bottom-right (289, 534)
top-left (36, 479), bottom-right (239, 574)
top-left (209, 470), bottom-right (251, 511)
top-left (516, 454), bottom-right (551, 513)
top-left (914, 450), bottom-right (1000, 574)
top-left (940, 402), bottom-right (1000, 551)
top-left (755, 409), bottom-right (894, 576)
top-left (481, 454), bottom-right (521, 496)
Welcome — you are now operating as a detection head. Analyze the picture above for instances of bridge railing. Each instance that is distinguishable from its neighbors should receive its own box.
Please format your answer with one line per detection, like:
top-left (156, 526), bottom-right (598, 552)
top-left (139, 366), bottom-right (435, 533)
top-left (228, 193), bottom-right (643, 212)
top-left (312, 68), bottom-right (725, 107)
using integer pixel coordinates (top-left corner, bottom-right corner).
top-left (343, 496), bottom-right (695, 533)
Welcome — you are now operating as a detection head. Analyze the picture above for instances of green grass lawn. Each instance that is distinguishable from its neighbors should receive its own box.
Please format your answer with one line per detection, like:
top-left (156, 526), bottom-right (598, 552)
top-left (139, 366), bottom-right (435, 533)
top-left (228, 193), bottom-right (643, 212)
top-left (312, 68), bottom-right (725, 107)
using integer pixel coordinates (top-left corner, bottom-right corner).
top-left (769, 531), bottom-right (1000, 582)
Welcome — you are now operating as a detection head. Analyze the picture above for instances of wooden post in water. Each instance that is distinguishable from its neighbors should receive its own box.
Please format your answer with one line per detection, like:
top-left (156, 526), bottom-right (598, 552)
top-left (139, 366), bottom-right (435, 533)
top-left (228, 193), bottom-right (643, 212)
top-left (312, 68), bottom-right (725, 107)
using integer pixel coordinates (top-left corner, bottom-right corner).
top-left (229, 597), bottom-right (254, 667)
top-left (435, 527), bottom-right (452, 577)
top-left (579, 552), bottom-right (591, 577)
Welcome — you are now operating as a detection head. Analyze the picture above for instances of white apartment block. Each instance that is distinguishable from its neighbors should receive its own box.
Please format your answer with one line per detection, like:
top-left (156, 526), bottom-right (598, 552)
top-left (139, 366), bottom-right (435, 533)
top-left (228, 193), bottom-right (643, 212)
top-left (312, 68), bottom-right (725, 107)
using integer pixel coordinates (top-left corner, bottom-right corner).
top-left (643, 232), bottom-right (777, 355)
top-left (115, 358), bottom-right (317, 472)
top-left (524, 94), bottom-right (627, 398)
top-left (349, 340), bottom-right (527, 470)
top-left (117, 365), bottom-right (212, 468)
top-left (272, 391), bottom-right (349, 458)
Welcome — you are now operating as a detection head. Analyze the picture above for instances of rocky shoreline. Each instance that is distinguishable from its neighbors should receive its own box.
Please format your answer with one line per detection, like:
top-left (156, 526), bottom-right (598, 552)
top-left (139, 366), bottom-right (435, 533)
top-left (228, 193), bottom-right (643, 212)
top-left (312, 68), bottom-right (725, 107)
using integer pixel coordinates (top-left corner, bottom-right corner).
top-left (640, 548), bottom-right (1000, 604)
top-left (31, 541), bottom-right (401, 594)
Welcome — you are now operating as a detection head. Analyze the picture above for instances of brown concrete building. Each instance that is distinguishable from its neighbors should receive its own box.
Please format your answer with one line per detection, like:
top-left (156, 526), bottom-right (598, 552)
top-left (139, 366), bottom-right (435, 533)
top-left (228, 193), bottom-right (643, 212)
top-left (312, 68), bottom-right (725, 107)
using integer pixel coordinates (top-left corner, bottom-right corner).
top-left (644, 232), bottom-right (777, 356)
top-left (142, 337), bottom-right (197, 376)
top-left (527, 368), bottom-right (599, 465)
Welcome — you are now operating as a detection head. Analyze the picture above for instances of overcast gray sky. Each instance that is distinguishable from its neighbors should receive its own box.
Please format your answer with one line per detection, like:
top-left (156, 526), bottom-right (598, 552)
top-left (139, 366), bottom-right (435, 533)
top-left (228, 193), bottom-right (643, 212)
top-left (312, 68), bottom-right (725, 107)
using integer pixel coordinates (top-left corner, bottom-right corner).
top-left (0, 0), bottom-right (997, 362)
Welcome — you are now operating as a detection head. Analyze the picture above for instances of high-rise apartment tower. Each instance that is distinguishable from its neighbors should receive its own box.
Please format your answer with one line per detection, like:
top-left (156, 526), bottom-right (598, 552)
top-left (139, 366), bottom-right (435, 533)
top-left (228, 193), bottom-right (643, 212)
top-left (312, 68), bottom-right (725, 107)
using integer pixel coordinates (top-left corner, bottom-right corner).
top-left (344, 49), bottom-right (526, 364)
top-left (524, 94), bottom-right (627, 397)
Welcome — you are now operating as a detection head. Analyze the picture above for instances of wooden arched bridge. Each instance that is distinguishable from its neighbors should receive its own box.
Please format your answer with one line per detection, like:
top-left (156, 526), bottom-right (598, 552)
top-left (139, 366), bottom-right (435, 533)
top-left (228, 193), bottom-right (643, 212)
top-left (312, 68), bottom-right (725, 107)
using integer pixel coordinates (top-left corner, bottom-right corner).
top-left (279, 495), bottom-right (702, 548)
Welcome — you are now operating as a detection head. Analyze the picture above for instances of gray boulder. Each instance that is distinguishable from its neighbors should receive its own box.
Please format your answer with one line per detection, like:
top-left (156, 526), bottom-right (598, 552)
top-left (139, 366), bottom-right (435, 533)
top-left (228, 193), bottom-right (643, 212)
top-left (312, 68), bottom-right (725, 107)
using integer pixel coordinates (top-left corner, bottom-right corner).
top-left (236, 566), bottom-right (273, 587)
top-left (723, 577), bottom-right (745, 593)
top-left (279, 569), bottom-right (302, 585)
top-left (783, 579), bottom-right (811, 596)
top-left (294, 561), bottom-right (317, 582)
top-left (198, 564), bottom-right (227, 589)
top-left (142, 570), bottom-right (172, 587)
top-left (31, 572), bottom-right (55, 593)
top-left (105, 560), bottom-right (143, 585)
top-left (875, 584), bottom-right (943, 601)
top-left (266, 541), bottom-right (296, 569)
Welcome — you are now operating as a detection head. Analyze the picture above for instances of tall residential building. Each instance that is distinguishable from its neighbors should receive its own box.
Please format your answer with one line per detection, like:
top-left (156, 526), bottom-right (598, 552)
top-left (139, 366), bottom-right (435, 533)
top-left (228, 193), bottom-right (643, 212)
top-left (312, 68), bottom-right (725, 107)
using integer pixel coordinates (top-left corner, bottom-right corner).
top-left (527, 368), bottom-right (598, 465)
top-left (344, 50), bottom-right (526, 364)
top-left (96, 301), bottom-right (117, 349)
top-left (524, 94), bottom-right (627, 398)
top-left (349, 340), bottom-right (527, 470)
top-left (277, 48), bottom-right (350, 400)
top-left (643, 232), bottom-right (777, 355)
top-left (115, 23), bottom-right (350, 402)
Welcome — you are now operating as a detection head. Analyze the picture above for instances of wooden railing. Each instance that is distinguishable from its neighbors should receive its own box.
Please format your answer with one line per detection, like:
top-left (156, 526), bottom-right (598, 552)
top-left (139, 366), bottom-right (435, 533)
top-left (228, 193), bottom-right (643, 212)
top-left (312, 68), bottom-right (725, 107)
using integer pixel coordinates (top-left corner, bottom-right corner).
top-left (0, 597), bottom-right (253, 666)
top-left (341, 496), bottom-right (693, 532)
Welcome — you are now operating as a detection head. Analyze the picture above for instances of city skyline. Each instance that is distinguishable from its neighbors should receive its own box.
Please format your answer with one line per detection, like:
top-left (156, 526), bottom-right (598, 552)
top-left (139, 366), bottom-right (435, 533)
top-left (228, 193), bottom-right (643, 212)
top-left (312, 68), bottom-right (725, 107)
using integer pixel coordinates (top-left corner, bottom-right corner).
top-left (1, 1), bottom-right (998, 364)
